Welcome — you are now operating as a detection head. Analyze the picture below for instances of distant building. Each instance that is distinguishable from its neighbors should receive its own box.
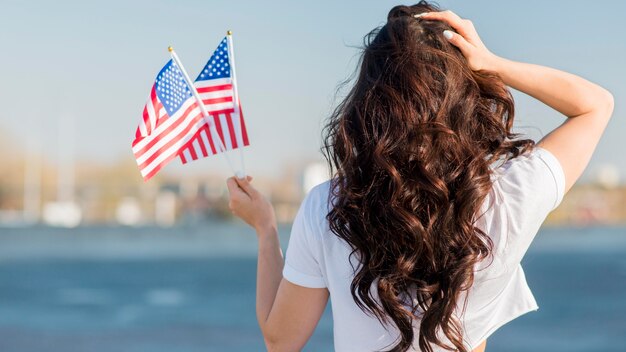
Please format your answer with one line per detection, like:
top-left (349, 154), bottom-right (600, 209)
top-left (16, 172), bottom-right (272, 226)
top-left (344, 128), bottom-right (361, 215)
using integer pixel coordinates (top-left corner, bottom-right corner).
top-left (302, 162), bottom-right (330, 194)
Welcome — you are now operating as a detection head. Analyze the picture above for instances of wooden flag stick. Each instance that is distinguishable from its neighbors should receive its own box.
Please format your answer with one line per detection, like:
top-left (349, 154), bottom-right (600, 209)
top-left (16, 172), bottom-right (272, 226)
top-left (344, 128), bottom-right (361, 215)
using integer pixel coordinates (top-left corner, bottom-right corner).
top-left (168, 46), bottom-right (243, 178)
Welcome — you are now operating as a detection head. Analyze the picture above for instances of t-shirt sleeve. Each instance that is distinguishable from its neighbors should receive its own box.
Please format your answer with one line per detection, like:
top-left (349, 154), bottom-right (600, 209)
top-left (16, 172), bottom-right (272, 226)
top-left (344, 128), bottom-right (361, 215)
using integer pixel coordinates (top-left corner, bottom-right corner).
top-left (495, 146), bottom-right (566, 266)
top-left (282, 187), bottom-right (327, 288)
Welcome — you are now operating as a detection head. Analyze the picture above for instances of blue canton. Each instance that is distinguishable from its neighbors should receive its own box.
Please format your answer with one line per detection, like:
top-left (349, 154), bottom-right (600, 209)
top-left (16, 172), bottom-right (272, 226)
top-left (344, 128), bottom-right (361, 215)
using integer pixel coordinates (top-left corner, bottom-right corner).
top-left (155, 59), bottom-right (193, 116)
top-left (195, 37), bottom-right (231, 82)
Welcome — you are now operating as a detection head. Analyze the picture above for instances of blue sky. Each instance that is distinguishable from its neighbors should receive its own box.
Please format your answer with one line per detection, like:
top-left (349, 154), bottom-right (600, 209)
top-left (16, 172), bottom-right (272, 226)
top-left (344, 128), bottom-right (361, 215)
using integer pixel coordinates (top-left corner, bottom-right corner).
top-left (0, 0), bottom-right (624, 181)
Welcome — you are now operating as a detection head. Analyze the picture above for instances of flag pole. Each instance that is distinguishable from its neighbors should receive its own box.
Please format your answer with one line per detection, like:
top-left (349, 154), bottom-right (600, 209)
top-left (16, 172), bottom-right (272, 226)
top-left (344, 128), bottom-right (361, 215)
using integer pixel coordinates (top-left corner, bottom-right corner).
top-left (168, 46), bottom-right (243, 179)
top-left (226, 30), bottom-right (247, 177)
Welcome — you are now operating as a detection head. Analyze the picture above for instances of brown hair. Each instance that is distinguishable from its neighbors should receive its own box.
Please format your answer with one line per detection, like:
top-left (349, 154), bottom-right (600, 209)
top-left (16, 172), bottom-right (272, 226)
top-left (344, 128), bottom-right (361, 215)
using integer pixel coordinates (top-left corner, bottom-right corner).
top-left (321, 2), bottom-right (535, 351)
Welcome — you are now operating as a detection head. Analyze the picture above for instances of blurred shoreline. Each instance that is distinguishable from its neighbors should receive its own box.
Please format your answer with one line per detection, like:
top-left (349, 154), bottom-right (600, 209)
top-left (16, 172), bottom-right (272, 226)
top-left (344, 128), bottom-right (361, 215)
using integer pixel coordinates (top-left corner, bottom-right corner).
top-left (0, 224), bottom-right (625, 261)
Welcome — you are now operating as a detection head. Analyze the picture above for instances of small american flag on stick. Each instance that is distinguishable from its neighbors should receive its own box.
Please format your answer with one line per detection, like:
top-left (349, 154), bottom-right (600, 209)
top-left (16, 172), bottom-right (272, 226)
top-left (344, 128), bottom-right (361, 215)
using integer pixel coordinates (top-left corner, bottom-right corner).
top-left (132, 34), bottom-right (249, 181)
top-left (179, 36), bottom-right (249, 165)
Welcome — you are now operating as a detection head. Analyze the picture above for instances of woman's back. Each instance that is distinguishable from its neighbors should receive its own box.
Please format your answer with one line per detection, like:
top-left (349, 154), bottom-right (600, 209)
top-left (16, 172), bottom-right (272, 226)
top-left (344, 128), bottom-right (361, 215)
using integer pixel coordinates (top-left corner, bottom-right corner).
top-left (224, 2), bottom-right (613, 352)
top-left (283, 146), bottom-right (565, 351)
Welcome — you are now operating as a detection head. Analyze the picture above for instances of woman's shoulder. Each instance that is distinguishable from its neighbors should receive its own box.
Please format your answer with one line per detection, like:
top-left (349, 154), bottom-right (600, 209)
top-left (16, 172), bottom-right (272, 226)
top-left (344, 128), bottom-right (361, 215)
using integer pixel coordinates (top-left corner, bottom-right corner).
top-left (478, 146), bottom-right (566, 272)
top-left (303, 179), bottom-right (334, 215)
top-left (490, 146), bottom-right (565, 213)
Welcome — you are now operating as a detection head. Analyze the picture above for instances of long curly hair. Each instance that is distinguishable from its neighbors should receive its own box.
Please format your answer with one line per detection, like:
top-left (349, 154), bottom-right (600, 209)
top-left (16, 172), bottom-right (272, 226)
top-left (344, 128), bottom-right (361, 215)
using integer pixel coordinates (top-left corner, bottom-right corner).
top-left (321, 2), bottom-right (535, 351)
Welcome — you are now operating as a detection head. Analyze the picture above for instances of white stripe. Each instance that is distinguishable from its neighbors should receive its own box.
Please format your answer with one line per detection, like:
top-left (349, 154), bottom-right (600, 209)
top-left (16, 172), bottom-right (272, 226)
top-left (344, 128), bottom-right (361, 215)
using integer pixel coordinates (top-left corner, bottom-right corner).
top-left (194, 77), bottom-right (231, 88)
top-left (218, 113), bottom-right (233, 150)
top-left (200, 129), bottom-right (213, 156)
top-left (138, 119), bottom-right (148, 137)
top-left (133, 105), bottom-right (203, 165)
top-left (132, 97), bottom-right (198, 154)
top-left (192, 138), bottom-right (204, 159)
top-left (140, 140), bottom-right (183, 177)
top-left (137, 96), bottom-right (153, 137)
top-left (198, 89), bottom-right (232, 101)
top-left (204, 101), bottom-right (235, 112)
top-left (194, 78), bottom-right (234, 112)
top-left (156, 105), bottom-right (165, 118)
top-left (146, 95), bottom-right (158, 133)
top-left (141, 118), bottom-right (205, 176)
top-left (198, 90), bottom-right (234, 111)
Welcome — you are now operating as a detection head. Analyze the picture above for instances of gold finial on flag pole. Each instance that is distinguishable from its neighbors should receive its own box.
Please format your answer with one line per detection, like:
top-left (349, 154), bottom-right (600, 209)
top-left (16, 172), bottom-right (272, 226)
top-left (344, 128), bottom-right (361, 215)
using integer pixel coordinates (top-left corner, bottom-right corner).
top-left (227, 30), bottom-right (232, 36)
top-left (168, 46), bottom-right (173, 52)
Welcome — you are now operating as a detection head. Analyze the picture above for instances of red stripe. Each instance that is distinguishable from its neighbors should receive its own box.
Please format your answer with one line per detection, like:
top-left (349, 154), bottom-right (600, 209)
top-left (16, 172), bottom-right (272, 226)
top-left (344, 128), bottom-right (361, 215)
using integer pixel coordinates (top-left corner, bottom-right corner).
top-left (132, 134), bottom-right (143, 148)
top-left (178, 137), bottom-right (195, 164)
top-left (225, 111), bottom-right (238, 149)
top-left (196, 84), bottom-right (232, 93)
top-left (153, 101), bottom-right (166, 128)
top-left (133, 101), bottom-right (200, 157)
top-left (136, 113), bottom-right (204, 170)
top-left (177, 127), bottom-right (209, 164)
top-left (202, 96), bottom-right (233, 106)
top-left (203, 124), bottom-right (217, 154)
top-left (205, 108), bottom-right (235, 116)
top-left (142, 106), bottom-right (151, 135)
top-left (239, 103), bottom-right (250, 146)
top-left (132, 108), bottom-right (182, 149)
top-left (212, 113), bottom-right (225, 152)
top-left (197, 132), bottom-right (209, 157)
top-left (188, 143), bottom-right (198, 160)
top-left (148, 87), bottom-right (159, 129)
top-left (143, 151), bottom-right (178, 181)
top-left (180, 149), bottom-right (188, 164)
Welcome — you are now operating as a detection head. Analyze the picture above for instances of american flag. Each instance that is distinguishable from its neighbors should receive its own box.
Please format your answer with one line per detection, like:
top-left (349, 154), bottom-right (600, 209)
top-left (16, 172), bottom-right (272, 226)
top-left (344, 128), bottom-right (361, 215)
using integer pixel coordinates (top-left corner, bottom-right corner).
top-left (178, 37), bottom-right (249, 165)
top-left (132, 37), bottom-right (249, 180)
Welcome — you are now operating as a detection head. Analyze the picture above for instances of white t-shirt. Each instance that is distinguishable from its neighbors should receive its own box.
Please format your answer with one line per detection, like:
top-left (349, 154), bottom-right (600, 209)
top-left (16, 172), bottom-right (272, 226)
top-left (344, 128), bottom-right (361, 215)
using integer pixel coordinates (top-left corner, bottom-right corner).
top-left (283, 146), bottom-right (566, 351)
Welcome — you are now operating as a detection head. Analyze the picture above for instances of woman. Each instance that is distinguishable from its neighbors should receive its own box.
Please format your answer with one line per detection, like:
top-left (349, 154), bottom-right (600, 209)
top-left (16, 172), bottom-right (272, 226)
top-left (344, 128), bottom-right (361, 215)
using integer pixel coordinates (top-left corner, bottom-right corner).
top-left (226, 2), bottom-right (614, 351)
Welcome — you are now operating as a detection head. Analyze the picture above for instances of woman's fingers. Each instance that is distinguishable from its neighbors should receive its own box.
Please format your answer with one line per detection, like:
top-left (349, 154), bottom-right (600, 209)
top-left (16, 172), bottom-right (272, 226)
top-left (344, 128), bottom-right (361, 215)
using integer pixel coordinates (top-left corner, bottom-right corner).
top-left (418, 10), bottom-right (480, 45)
top-left (226, 177), bottom-right (248, 200)
top-left (225, 175), bottom-right (277, 232)
top-left (234, 175), bottom-right (256, 197)
top-left (443, 29), bottom-right (474, 57)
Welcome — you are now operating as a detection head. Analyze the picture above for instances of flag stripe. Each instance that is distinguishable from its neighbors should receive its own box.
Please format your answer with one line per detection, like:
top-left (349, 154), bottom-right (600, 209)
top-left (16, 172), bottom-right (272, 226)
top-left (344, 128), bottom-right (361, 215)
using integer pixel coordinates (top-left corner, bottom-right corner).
top-left (196, 133), bottom-right (208, 157)
top-left (225, 111), bottom-right (238, 149)
top-left (188, 141), bottom-right (198, 160)
top-left (142, 150), bottom-right (178, 181)
top-left (200, 127), bottom-right (216, 155)
top-left (148, 88), bottom-right (158, 132)
top-left (138, 116), bottom-right (205, 176)
top-left (140, 106), bottom-right (150, 136)
top-left (219, 113), bottom-right (233, 150)
top-left (177, 108), bottom-right (250, 165)
top-left (132, 98), bottom-right (198, 153)
top-left (202, 97), bottom-right (233, 107)
top-left (194, 77), bottom-right (231, 89)
top-left (196, 83), bottom-right (232, 94)
top-left (135, 112), bottom-right (203, 171)
top-left (239, 104), bottom-right (250, 146)
top-left (133, 105), bottom-right (202, 166)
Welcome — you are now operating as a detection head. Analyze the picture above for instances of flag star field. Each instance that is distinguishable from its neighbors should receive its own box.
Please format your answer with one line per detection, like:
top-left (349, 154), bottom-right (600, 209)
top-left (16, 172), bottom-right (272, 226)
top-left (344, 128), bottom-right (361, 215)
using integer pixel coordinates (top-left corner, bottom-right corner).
top-left (156, 60), bottom-right (193, 116)
top-left (196, 38), bottom-right (231, 81)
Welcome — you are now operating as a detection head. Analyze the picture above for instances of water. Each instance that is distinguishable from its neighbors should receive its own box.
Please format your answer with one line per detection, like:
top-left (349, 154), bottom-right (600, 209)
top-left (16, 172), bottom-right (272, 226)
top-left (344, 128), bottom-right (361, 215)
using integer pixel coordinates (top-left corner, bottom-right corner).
top-left (0, 224), bottom-right (624, 351)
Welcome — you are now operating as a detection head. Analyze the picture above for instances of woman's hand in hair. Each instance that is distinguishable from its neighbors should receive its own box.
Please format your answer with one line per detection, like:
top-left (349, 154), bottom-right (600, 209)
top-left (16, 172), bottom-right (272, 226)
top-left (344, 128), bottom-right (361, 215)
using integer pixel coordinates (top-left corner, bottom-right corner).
top-left (226, 175), bottom-right (277, 236)
top-left (418, 10), bottom-right (500, 72)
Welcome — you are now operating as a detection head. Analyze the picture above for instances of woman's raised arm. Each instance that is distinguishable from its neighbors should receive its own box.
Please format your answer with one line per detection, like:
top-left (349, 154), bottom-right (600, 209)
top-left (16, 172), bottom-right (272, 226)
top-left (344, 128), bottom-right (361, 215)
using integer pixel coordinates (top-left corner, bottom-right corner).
top-left (419, 9), bottom-right (615, 195)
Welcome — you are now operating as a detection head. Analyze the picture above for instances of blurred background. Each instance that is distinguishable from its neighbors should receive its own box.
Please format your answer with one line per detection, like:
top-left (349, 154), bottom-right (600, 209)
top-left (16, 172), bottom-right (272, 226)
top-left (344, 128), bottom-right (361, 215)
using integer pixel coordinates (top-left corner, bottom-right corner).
top-left (0, 0), bottom-right (624, 351)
